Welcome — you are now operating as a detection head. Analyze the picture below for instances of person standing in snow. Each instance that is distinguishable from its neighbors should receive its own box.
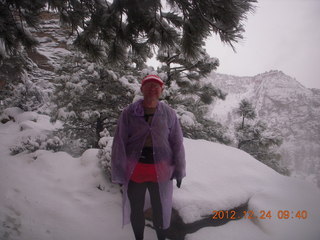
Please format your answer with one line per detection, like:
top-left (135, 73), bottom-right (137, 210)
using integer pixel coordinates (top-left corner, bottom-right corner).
top-left (111, 74), bottom-right (186, 240)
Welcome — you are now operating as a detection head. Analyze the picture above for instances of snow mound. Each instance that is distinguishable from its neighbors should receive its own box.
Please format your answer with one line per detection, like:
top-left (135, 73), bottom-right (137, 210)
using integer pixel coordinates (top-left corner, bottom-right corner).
top-left (1, 109), bottom-right (320, 240)
top-left (180, 138), bottom-right (320, 240)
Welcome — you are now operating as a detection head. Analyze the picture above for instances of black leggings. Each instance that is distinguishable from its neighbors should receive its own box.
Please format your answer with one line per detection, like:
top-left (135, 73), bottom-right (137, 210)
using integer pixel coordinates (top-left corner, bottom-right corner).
top-left (127, 180), bottom-right (164, 240)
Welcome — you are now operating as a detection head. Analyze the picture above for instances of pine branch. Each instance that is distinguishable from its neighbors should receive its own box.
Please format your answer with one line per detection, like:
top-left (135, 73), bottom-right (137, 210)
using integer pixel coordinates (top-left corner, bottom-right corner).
top-left (193, 0), bottom-right (226, 33)
top-left (166, 53), bottom-right (180, 64)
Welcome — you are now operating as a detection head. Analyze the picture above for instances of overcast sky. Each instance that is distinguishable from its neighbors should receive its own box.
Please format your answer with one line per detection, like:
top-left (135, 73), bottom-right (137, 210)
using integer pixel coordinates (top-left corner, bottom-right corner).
top-left (205, 0), bottom-right (320, 89)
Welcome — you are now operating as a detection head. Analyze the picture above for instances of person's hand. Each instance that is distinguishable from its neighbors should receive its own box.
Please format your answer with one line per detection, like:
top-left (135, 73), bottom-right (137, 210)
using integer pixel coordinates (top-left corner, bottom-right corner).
top-left (170, 172), bottom-right (182, 188)
top-left (176, 179), bottom-right (182, 188)
top-left (116, 183), bottom-right (124, 193)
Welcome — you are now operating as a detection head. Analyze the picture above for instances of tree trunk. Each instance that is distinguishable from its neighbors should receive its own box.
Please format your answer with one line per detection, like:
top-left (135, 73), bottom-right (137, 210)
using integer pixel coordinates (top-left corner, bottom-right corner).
top-left (95, 116), bottom-right (104, 148)
top-left (241, 116), bottom-right (245, 129)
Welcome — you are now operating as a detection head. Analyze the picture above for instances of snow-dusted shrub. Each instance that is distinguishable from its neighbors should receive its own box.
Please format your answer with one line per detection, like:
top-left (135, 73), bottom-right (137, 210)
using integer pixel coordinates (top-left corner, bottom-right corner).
top-left (51, 130), bottom-right (88, 157)
top-left (11, 76), bottom-right (44, 111)
top-left (0, 53), bottom-right (54, 114)
top-left (97, 128), bottom-right (113, 178)
top-left (10, 135), bottom-right (63, 155)
top-left (51, 52), bottom-right (141, 155)
top-left (2, 70), bottom-right (53, 113)
top-left (46, 136), bottom-right (63, 152)
top-left (171, 96), bottom-right (231, 144)
top-left (10, 135), bottom-right (47, 155)
top-left (235, 121), bottom-right (289, 175)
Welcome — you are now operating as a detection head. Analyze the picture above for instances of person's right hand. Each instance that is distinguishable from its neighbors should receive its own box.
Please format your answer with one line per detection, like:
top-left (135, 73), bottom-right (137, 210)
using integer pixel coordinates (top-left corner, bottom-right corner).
top-left (170, 172), bottom-right (182, 188)
top-left (176, 179), bottom-right (182, 188)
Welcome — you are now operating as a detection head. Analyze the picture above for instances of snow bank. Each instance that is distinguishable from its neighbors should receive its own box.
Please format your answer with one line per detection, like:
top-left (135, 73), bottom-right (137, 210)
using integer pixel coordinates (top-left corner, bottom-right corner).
top-left (0, 132), bottom-right (130, 240)
top-left (181, 138), bottom-right (320, 240)
top-left (0, 111), bottom-right (155, 240)
top-left (175, 138), bottom-right (279, 223)
top-left (1, 110), bottom-right (320, 240)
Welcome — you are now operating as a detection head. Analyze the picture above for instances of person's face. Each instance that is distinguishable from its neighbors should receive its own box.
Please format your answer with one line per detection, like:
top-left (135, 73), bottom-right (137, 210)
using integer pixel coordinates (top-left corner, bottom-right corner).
top-left (141, 81), bottom-right (163, 100)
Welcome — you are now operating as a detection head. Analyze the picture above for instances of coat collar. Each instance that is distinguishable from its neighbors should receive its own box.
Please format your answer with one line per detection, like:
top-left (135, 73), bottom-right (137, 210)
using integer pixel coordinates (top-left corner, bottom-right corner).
top-left (131, 99), bottom-right (163, 116)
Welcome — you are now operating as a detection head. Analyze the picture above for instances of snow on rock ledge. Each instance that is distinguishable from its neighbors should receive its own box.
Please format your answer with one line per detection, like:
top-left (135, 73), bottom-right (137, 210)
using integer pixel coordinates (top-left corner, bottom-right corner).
top-left (178, 138), bottom-right (320, 240)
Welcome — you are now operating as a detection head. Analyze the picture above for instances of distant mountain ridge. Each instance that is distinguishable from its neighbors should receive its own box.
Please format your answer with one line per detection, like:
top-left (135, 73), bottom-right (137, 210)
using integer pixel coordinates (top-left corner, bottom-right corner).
top-left (208, 70), bottom-right (320, 187)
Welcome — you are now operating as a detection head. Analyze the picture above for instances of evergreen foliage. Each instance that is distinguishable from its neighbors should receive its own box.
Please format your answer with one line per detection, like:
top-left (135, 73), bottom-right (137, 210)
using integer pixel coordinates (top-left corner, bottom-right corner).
top-left (237, 98), bottom-right (256, 129)
top-left (145, 16), bottom-right (239, 143)
top-left (235, 99), bottom-right (289, 175)
top-left (1, 0), bottom-right (257, 62)
top-left (0, 55), bottom-right (27, 111)
top-left (10, 134), bottom-right (63, 155)
top-left (157, 46), bottom-right (219, 88)
top-left (0, 53), bottom-right (51, 112)
top-left (164, 76), bottom-right (230, 144)
top-left (1, 0), bottom-right (257, 155)
top-left (0, 0), bottom-right (45, 60)
top-left (50, 51), bottom-right (142, 156)
top-left (154, 40), bottom-right (230, 144)
top-left (97, 128), bottom-right (113, 179)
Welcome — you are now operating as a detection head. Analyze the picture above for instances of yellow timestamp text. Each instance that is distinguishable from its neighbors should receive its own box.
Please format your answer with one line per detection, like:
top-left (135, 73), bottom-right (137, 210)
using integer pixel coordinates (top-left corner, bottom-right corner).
top-left (212, 210), bottom-right (308, 220)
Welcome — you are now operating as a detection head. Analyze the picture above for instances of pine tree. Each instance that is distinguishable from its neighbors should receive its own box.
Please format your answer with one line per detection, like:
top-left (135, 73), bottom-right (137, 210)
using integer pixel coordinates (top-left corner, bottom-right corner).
top-left (50, 50), bottom-right (144, 156)
top-left (162, 72), bottom-right (229, 143)
top-left (172, 83), bottom-right (229, 143)
top-left (235, 100), bottom-right (289, 175)
top-left (1, 0), bottom-right (257, 155)
top-left (237, 98), bottom-right (256, 129)
top-left (149, 38), bottom-right (230, 143)
top-left (52, 54), bottom-right (130, 154)
top-left (1, 0), bottom-right (257, 62)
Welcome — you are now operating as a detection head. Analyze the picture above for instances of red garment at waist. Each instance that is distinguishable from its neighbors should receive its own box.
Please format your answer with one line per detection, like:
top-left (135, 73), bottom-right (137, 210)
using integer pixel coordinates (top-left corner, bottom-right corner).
top-left (130, 162), bottom-right (158, 183)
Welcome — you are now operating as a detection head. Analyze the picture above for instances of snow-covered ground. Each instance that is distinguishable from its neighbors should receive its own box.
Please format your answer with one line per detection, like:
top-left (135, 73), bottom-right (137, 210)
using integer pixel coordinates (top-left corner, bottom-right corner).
top-left (1, 109), bottom-right (320, 240)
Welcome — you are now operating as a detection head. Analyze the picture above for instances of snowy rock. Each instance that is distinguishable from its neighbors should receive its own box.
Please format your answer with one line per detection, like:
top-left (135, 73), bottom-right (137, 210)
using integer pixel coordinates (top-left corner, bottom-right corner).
top-left (19, 120), bottom-right (38, 131)
top-left (1, 107), bottom-right (24, 122)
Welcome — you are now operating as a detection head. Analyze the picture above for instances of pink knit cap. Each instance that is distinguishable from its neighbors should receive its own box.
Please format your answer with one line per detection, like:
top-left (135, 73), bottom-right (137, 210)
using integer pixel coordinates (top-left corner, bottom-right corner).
top-left (141, 75), bottom-right (164, 87)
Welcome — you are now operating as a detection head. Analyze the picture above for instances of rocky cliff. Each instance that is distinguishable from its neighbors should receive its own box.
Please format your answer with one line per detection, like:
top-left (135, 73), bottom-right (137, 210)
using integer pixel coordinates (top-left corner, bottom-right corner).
top-left (208, 70), bottom-right (320, 187)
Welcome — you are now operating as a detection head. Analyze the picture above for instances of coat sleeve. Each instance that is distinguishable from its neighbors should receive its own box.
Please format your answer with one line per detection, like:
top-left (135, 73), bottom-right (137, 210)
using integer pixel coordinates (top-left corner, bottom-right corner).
top-left (169, 112), bottom-right (186, 180)
top-left (111, 109), bottom-right (129, 184)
